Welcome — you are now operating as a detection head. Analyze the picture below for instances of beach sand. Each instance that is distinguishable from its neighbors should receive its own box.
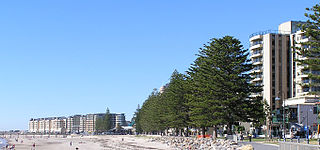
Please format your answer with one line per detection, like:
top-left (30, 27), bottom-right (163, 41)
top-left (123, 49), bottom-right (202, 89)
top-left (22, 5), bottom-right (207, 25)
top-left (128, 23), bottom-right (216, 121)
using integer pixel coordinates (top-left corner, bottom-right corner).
top-left (3, 135), bottom-right (172, 150)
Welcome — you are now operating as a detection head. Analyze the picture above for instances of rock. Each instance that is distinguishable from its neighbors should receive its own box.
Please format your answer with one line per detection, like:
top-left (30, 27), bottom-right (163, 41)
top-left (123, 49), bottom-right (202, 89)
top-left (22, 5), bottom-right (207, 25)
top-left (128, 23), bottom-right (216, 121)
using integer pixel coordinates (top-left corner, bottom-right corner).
top-left (238, 144), bottom-right (253, 150)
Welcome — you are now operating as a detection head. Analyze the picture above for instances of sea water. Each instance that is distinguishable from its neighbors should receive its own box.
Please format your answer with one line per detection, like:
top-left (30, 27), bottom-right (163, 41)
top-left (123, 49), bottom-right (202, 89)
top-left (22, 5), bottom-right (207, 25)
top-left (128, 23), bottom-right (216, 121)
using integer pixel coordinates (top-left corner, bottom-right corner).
top-left (0, 138), bottom-right (7, 149)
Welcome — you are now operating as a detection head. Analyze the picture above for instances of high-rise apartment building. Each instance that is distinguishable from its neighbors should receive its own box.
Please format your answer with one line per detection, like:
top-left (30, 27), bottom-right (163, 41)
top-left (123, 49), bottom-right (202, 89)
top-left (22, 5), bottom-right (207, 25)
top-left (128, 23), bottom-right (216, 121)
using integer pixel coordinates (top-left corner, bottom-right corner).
top-left (250, 30), bottom-right (291, 111)
top-left (250, 21), bottom-right (319, 136)
top-left (250, 21), bottom-right (307, 110)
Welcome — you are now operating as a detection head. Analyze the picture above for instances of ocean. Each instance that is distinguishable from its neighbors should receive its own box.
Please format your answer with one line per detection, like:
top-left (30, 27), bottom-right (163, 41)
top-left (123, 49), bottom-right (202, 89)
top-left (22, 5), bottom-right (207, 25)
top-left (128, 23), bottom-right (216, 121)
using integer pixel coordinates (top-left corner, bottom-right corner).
top-left (0, 138), bottom-right (7, 148)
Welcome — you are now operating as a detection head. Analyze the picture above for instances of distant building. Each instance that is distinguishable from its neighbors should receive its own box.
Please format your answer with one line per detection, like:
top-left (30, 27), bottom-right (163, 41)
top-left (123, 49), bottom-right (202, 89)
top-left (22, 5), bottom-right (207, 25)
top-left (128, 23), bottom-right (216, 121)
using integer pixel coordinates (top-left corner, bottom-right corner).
top-left (110, 113), bottom-right (126, 128)
top-left (29, 112), bottom-right (127, 134)
top-left (159, 84), bottom-right (169, 94)
top-left (29, 117), bottom-right (67, 134)
top-left (85, 113), bottom-right (105, 133)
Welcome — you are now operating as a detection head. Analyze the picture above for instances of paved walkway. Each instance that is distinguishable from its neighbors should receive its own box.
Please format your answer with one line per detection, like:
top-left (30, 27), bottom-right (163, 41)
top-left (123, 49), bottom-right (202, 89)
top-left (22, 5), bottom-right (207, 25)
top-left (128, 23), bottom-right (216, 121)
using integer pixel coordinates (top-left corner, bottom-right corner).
top-left (239, 142), bottom-right (279, 150)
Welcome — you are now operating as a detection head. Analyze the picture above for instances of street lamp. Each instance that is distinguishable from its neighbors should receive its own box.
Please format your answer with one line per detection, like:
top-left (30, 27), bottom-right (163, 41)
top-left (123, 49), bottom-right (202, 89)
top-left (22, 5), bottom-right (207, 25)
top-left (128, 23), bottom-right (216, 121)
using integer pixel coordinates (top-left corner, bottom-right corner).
top-left (306, 108), bottom-right (313, 144)
top-left (275, 96), bottom-right (286, 142)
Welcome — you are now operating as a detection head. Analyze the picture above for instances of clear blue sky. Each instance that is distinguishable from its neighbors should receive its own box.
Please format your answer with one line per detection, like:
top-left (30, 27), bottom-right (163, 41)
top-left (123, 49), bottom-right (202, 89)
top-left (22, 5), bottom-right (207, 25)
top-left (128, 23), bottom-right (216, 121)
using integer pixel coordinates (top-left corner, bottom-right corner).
top-left (0, 0), bottom-right (317, 130)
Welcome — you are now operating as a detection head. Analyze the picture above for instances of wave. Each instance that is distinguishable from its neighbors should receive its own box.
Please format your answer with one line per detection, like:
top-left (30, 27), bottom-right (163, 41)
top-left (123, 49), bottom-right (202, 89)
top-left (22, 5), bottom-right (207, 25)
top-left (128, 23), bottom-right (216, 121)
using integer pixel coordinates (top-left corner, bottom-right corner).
top-left (0, 138), bottom-right (7, 148)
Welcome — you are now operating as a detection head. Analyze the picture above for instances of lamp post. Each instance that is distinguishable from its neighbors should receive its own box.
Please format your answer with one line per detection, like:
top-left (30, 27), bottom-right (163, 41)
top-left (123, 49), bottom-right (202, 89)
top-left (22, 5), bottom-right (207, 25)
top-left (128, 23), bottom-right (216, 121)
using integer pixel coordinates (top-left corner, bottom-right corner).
top-left (275, 96), bottom-right (286, 142)
top-left (306, 108), bottom-right (312, 144)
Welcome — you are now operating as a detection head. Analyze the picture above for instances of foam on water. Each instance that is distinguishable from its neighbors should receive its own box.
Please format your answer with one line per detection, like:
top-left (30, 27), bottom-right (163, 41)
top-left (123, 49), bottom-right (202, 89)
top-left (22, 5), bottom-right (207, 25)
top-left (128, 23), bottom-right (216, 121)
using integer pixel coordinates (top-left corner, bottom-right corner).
top-left (0, 138), bottom-right (7, 148)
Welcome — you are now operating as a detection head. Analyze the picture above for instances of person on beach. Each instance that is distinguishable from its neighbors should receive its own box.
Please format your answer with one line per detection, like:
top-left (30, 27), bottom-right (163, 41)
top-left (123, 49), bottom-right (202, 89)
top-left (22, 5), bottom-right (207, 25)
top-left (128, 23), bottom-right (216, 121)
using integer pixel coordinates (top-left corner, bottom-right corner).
top-left (32, 142), bottom-right (36, 150)
top-left (10, 144), bottom-right (15, 150)
top-left (240, 134), bottom-right (244, 142)
top-left (248, 134), bottom-right (252, 142)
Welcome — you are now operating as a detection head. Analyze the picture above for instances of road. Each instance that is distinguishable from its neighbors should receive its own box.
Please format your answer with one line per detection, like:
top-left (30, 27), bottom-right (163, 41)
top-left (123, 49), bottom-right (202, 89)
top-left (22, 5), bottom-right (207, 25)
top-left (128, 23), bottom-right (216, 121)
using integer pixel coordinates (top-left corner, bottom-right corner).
top-left (238, 141), bottom-right (279, 150)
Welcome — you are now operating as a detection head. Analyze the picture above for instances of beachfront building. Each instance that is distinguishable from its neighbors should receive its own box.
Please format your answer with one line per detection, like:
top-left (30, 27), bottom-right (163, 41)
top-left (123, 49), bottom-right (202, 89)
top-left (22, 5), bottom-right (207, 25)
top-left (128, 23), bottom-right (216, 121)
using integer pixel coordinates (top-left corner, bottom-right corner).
top-left (29, 112), bottom-right (127, 134)
top-left (85, 114), bottom-right (95, 133)
top-left (29, 118), bottom-right (39, 133)
top-left (110, 113), bottom-right (126, 128)
top-left (249, 21), bottom-right (319, 137)
top-left (85, 113), bottom-right (105, 133)
top-left (50, 117), bottom-right (67, 133)
top-left (66, 116), bottom-right (73, 133)
top-left (69, 115), bottom-right (86, 133)
top-left (29, 117), bottom-right (67, 134)
top-left (249, 21), bottom-right (297, 113)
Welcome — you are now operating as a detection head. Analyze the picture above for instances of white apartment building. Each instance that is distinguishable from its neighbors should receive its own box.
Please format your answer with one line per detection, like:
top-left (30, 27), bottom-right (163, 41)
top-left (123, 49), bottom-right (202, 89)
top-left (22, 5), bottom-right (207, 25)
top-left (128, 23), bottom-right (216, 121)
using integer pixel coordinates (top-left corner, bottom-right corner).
top-left (29, 117), bottom-right (67, 133)
top-left (29, 112), bottom-right (126, 134)
top-left (29, 118), bottom-right (39, 133)
top-left (250, 21), bottom-right (307, 111)
top-left (250, 30), bottom-right (291, 110)
top-left (250, 21), bottom-right (319, 136)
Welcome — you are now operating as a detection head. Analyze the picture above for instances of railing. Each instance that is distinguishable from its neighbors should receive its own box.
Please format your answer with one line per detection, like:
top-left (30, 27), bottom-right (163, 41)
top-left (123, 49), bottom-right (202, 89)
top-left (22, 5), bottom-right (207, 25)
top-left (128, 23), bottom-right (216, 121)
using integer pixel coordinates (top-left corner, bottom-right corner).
top-left (253, 50), bottom-right (262, 55)
top-left (249, 30), bottom-right (291, 38)
top-left (250, 41), bottom-right (263, 47)
top-left (279, 142), bottom-right (320, 150)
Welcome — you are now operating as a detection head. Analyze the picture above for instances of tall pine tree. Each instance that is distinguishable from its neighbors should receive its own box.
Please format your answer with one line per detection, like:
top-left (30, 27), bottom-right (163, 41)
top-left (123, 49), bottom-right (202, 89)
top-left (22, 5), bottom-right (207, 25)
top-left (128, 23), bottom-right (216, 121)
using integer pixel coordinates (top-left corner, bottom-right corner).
top-left (187, 36), bottom-right (264, 135)
top-left (161, 70), bottom-right (190, 136)
top-left (295, 3), bottom-right (320, 96)
top-left (104, 108), bottom-right (112, 130)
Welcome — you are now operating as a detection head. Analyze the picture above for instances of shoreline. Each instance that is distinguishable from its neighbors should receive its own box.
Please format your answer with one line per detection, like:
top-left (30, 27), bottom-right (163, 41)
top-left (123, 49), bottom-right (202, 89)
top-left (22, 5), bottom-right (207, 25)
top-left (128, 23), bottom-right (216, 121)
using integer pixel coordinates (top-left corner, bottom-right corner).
top-left (0, 137), bottom-right (8, 149)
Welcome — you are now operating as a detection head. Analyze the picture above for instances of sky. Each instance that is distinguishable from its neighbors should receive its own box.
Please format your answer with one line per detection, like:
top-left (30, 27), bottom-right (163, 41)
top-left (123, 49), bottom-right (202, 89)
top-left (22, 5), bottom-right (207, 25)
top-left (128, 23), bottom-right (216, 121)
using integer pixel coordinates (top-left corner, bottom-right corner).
top-left (0, 0), bottom-right (318, 130)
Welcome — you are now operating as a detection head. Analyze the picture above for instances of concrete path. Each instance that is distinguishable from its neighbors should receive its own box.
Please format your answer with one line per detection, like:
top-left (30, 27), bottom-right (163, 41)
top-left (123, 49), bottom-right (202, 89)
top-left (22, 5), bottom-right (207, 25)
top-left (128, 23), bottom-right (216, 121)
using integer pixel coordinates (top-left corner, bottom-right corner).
top-left (239, 142), bottom-right (279, 150)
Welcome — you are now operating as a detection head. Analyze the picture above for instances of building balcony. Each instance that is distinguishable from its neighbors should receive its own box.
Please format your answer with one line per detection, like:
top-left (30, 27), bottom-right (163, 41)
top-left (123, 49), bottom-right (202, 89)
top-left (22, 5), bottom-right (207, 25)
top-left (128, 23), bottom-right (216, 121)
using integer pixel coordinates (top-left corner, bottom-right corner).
top-left (251, 69), bottom-right (262, 74)
top-left (250, 52), bottom-right (263, 58)
top-left (250, 44), bottom-right (263, 50)
top-left (250, 92), bottom-right (262, 97)
top-left (300, 38), bottom-right (309, 43)
top-left (252, 77), bottom-right (263, 82)
top-left (253, 60), bottom-right (263, 65)
top-left (297, 73), bottom-right (308, 78)
top-left (249, 35), bottom-right (263, 41)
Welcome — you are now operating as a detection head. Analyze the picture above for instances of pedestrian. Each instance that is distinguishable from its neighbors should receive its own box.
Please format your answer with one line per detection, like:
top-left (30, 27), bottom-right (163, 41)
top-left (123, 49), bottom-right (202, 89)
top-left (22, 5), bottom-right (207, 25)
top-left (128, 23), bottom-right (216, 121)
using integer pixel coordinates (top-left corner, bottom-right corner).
top-left (248, 133), bottom-right (252, 142)
top-left (70, 141), bottom-right (73, 146)
top-left (240, 134), bottom-right (244, 142)
top-left (32, 142), bottom-right (36, 150)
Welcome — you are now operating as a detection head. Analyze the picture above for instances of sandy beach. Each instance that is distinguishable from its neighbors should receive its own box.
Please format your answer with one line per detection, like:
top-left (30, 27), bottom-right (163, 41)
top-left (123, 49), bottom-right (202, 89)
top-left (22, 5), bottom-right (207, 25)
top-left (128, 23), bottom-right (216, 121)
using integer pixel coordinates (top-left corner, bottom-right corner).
top-left (2, 135), bottom-right (172, 150)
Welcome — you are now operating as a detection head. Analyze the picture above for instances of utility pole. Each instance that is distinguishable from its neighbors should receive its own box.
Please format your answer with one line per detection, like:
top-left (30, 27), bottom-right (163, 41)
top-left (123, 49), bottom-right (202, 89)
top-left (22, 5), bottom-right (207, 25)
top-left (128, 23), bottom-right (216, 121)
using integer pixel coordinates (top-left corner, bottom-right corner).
top-left (307, 109), bottom-right (309, 144)
top-left (276, 91), bottom-right (286, 141)
top-left (283, 96), bottom-right (286, 142)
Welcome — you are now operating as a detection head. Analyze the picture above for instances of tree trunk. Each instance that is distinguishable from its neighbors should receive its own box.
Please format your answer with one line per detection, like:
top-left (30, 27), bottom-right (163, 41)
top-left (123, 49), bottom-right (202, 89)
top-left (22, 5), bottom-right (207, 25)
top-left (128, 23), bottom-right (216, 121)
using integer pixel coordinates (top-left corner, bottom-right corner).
top-left (213, 125), bottom-right (217, 140)
top-left (228, 124), bottom-right (232, 135)
top-left (175, 128), bottom-right (178, 136)
top-left (185, 126), bottom-right (189, 137)
top-left (202, 126), bottom-right (206, 138)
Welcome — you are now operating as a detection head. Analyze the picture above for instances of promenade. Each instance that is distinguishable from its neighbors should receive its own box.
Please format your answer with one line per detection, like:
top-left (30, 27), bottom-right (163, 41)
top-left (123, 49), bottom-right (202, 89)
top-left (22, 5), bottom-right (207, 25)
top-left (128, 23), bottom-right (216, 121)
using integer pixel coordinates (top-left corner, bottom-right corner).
top-left (239, 142), bottom-right (278, 150)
